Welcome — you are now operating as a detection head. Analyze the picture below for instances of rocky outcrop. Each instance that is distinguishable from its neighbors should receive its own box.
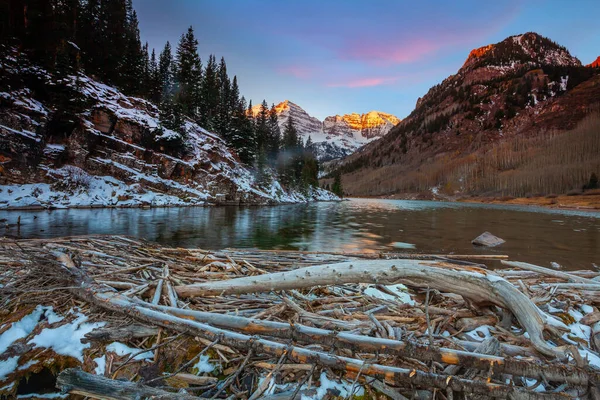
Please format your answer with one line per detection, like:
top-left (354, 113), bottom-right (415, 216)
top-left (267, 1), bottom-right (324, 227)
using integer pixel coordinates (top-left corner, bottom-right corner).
top-left (323, 111), bottom-right (400, 140)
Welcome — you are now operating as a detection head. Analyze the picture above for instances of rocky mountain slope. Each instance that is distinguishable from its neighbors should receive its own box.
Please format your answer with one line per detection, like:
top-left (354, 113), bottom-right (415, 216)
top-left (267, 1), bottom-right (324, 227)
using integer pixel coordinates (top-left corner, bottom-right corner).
top-left (588, 56), bottom-right (600, 68)
top-left (0, 46), bottom-right (337, 209)
top-left (252, 101), bottom-right (400, 161)
top-left (335, 32), bottom-right (600, 197)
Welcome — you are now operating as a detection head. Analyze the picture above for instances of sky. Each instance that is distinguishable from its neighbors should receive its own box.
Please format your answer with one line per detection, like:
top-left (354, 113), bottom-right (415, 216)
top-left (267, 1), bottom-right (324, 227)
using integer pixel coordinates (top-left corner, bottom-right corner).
top-left (134, 0), bottom-right (600, 120)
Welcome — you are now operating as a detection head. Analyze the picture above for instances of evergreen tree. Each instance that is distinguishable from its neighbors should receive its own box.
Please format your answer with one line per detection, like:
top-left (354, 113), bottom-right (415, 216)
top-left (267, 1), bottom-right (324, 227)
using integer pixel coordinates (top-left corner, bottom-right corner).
top-left (157, 98), bottom-right (186, 157)
top-left (267, 104), bottom-right (281, 166)
top-left (278, 116), bottom-right (301, 186)
top-left (200, 54), bottom-right (219, 129)
top-left (121, 6), bottom-right (145, 94)
top-left (215, 57), bottom-right (232, 139)
top-left (255, 100), bottom-right (269, 152)
top-left (175, 26), bottom-right (202, 118)
top-left (158, 42), bottom-right (175, 102)
top-left (148, 49), bottom-right (162, 104)
top-left (332, 171), bottom-right (344, 197)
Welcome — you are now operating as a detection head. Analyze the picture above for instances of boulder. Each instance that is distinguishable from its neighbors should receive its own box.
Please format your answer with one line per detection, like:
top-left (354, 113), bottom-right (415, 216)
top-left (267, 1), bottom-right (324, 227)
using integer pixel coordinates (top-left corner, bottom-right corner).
top-left (472, 232), bottom-right (505, 247)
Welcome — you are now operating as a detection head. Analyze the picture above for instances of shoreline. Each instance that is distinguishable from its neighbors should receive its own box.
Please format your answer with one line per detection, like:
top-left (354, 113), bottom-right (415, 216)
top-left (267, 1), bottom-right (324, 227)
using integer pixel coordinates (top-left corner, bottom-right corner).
top-left (457, 194), bottom-right (600, 211)
top-left (0, 199), bottom-right (342, 212)
top-left (355, 192), bottom-right (600, 212)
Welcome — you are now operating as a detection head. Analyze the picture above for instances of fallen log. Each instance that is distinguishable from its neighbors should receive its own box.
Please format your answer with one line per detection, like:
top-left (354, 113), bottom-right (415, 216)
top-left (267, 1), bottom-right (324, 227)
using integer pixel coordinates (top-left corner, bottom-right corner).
top-left (90, 297), bottom-right (568, 399)
top-left (82, 324), bottom-right (159, 343)
top-left (174, 259), bottom-right (566, 357)
top-left (56, 368), bottom-right (205, 399)
top-left (501, 261), bottom-right (598, 285)
top-left (131, 299), bottom-right (590, 385)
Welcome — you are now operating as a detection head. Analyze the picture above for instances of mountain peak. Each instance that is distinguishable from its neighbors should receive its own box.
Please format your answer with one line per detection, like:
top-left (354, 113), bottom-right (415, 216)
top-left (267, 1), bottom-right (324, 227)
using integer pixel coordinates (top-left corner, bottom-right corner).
top-left (588, 56), bottom-right (600, 68)
top-left (462, 32), bottom-right (581, 71)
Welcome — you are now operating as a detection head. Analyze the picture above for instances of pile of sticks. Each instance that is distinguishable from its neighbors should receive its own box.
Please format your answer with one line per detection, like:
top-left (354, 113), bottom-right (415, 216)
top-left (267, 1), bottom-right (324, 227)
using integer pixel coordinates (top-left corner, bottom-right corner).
top-left (1, 235), bottom-right (600, 399)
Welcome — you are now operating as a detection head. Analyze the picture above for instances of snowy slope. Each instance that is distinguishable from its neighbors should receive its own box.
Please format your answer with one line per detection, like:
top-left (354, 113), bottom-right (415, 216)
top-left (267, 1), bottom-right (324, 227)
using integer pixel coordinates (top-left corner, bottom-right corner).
top-left (0, 47), bottom-right (338, 209)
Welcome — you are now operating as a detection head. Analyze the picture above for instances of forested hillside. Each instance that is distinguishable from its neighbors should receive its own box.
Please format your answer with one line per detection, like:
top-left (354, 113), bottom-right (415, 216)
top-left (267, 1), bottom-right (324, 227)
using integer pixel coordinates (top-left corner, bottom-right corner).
top-left (334, 33), bottom-right (600, 198)
top-left (0, 0), bottom-right (329, 207)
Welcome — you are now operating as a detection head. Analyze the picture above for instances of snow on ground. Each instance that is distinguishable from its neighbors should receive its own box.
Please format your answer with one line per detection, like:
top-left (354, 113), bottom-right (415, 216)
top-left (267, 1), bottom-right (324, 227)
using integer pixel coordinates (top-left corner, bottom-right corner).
top-left (301, 371), bottom-right (364, 400)
top-left (0, 176), bottom-right (197, 209)
top-left (193, 354), bottom-right (215, 374)
top-left (105, 342), bottom-right (153, 361)
top-left (93, 355), bottom-right (106, 376)
top-left (363, 284), bottom-right (415, 305)
top-left (29, 310), bottom-right (105, 362)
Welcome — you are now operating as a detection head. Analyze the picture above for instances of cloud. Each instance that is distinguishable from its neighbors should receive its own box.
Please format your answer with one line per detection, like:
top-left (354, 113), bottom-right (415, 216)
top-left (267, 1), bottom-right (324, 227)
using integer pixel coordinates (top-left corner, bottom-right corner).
top-left (276, 65), bottom-right (315, 79)
top-left (327, 76), bottom-right (399, 88)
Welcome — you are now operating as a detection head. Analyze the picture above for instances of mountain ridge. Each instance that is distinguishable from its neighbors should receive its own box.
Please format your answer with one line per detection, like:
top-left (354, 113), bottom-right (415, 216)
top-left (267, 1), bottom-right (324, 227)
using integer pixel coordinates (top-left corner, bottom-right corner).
top-left (334, 32), bottom-right (600, 198)
top-left (251, 100), bottom-right (401, 161)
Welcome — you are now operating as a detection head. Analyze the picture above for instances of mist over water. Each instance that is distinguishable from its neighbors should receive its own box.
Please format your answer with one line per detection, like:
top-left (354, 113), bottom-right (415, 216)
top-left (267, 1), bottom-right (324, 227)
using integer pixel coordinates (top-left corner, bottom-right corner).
top-left (1, 199), bottom-right (598, 269)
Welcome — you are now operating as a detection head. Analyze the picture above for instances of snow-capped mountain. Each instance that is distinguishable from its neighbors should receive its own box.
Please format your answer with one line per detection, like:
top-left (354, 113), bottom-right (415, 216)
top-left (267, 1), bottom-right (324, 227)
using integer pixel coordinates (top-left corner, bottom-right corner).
top-left (252, 101), bottom-right (400, 161)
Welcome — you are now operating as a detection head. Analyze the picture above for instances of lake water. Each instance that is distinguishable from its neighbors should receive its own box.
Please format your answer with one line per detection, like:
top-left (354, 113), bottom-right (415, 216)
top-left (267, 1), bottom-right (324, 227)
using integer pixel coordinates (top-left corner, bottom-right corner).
top-left (1, 199), bottom-right (599, 269)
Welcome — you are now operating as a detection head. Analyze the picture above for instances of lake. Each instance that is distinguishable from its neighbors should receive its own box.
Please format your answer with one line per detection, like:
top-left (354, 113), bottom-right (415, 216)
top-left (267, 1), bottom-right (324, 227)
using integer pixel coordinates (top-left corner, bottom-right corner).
top-left (1, 199), bottom-right (598, 269)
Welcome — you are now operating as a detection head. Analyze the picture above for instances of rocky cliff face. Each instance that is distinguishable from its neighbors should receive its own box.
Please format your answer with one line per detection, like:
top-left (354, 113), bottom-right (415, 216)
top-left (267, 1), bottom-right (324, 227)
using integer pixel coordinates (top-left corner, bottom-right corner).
top-left (323, 111), bottom-right (400, 140)
top-left (253, 101), bottom-right (400, 161)
top-left (588, 56), bottom-right (600, 68)
top-left (0, 46), bottom-right (337, 209)
top-left (336, 32), bottom-right (600, 197)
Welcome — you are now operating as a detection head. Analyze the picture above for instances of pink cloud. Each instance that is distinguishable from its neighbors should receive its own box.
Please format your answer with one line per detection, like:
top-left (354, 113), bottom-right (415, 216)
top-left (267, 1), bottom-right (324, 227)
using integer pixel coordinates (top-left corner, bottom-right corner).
top-left (340, 39), bottom-right (441, 66)
top-left (327, 76), bottom-right (399, 88)
top-left (276, 65), bottom-right (315, 79)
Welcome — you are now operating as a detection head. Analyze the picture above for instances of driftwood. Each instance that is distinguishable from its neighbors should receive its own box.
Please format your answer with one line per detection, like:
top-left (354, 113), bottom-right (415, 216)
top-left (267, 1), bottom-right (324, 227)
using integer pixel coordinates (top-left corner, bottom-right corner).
top-left (501, 260), bottom-right (598, 284)
top-left (56, 368), bottom-right (205, 399)
top-left (175, 260), bottom-right (565, 357)
top-left (82, 324), bottom-right (159, 343)
top-left (47, 254), bottom-right (581, 398)
top-left (2, 235), bottom-right (599, 399)
top-left (132, 300), bottom-right (590, 385)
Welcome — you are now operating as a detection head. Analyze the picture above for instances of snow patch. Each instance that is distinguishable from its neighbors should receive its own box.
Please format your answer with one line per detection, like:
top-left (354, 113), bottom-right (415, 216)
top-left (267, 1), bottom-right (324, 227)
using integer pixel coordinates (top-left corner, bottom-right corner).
top-left (29, 310), bottom-right (105, 362)
top-left (105, 342), bottom-right (153, 361)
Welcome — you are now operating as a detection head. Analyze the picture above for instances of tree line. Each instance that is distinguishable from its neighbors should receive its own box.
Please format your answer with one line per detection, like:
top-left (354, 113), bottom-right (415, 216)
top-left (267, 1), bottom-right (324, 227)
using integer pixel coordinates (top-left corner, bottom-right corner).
top-left (1, 0), bottom-right (320, 191)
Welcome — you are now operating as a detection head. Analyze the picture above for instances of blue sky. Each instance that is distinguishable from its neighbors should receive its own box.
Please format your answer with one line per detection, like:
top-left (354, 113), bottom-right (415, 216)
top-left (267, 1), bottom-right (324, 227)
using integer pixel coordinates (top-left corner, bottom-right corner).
top-left (135, 0), bottom-right (600, 120)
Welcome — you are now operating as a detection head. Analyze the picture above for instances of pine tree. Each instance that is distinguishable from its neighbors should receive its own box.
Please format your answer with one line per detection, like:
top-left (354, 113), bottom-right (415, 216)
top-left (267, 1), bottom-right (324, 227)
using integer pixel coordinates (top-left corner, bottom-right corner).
top-left (267, 104), bottom-right (281, 166)
top-left (200, 54), bottom-right (219, 130)
top-left (332, 171), bottom-right (344, 197)
top-left (255, 100), bottom-right (269, 154)
top-left (277, 116), bottom-right (301, 186)
top-left (157, 98), bottom-right (186, 157)
top-left (175, 26), bottom-right (202, 118)
top-left (148, 49), bottom-right (162, 104)
top-left (158, 42), bottom-right (175, 102)
top-left (215, 57), bottom-right (232, 139)
top-left (121, 6), bottom-right (145, 94)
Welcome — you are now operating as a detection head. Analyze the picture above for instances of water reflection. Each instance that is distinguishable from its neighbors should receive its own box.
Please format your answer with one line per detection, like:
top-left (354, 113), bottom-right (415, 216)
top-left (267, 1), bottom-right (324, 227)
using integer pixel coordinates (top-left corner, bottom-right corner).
top-left (1, 199), bottom-right (598, 269)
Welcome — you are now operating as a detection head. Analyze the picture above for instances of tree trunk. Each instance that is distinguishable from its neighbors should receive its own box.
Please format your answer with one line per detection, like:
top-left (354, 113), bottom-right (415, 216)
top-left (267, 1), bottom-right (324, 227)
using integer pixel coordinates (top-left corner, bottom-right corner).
top-left (174, 259), bottom-right (565, 357)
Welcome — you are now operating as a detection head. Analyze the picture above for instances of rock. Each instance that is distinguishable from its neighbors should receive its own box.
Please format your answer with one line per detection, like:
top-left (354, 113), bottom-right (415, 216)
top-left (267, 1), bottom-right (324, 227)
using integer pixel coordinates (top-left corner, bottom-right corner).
top-left (471, 232), bottom-right (505, 247)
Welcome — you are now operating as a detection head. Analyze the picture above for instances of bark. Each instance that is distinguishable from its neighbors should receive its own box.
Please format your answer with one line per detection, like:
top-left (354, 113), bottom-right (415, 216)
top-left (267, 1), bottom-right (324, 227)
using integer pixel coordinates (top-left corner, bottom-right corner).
top-left (56, 368), bottom-right (205, 399)
top-left (501, 261), bottom-right (598, 284)
top-left (131, 300), bottom-right (591, 385)
top-left (83, 324), bottom-right (159, 343)
top-left (174, 259), bottom-right (563, 357)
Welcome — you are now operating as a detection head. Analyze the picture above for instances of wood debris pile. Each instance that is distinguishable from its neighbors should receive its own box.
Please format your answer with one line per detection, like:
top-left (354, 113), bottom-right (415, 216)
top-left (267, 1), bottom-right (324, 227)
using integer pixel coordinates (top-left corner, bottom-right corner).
top-left (1, 235), bottom-right (600, 399)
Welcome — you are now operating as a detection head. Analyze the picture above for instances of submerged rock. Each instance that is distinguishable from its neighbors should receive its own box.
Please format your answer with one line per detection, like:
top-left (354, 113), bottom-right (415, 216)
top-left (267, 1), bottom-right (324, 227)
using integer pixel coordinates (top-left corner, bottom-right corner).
top-left (472, 232), bottom-right (505, 247)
